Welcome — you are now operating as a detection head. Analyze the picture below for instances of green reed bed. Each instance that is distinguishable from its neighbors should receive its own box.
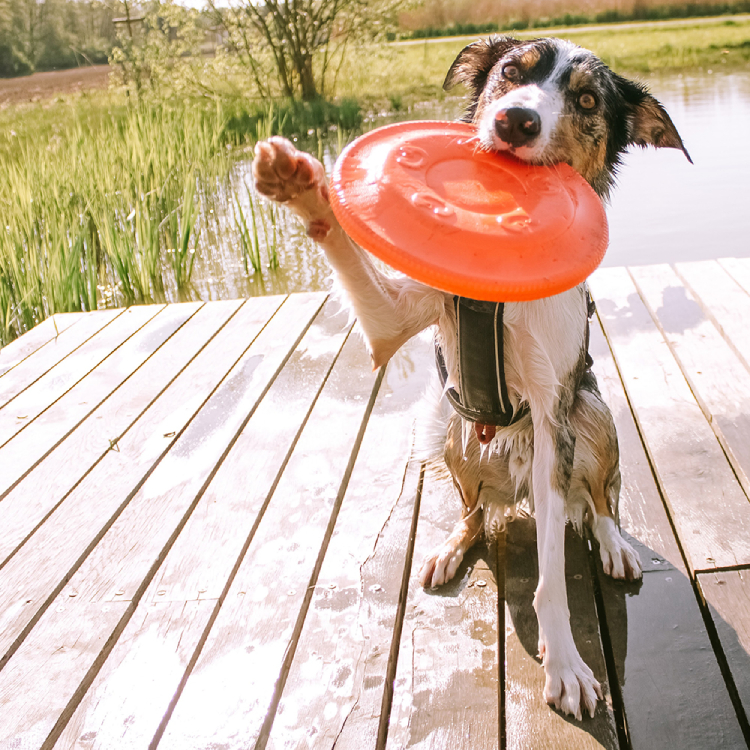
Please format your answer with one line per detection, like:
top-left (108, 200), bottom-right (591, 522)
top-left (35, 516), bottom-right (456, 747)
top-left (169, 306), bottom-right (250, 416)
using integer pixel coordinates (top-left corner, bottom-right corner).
top-left (1, 101), bottom-right (260, 345)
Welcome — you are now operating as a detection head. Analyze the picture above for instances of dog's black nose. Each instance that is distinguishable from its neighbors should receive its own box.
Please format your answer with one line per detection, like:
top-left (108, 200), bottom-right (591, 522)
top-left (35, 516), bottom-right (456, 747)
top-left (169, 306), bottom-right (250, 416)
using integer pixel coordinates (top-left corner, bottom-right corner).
top-left (494, 107), bottom-right (541, 147)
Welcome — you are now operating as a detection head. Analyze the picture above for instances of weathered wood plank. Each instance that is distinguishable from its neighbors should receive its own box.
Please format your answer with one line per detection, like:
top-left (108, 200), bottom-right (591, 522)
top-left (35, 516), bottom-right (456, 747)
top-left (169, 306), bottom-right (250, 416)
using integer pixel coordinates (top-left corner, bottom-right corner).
top-left (631, 263), bottom-right (750, 498)
top-left (718, 257), bottom-right (750, 298)
top-left (0, 300), bottom-right (243, 563)
top-left (589, 316), bottom-right (746, 749)
top-left (504, 518), bottom-right (618, 750)
top-left (0, 305), bottom-right (163, 446)
top-left (676, 259), bottom-right (750, 369)
top-left (267, 333), bottom-right (435, 750)
top-left (0, 295), bottom-right (289, 665)
top-left (52, 299), bottom-right (351, 749)
top-left (698, 570), bottom-right (750, 720)
top-left (156, 331), bottom-right (382, 750)
top-left (0, 301), bottom-right (203, 497)
top-left (386, 471), bottom-right (501, 750)
top-left (0, 308), bottom-right (123, 408)
top-left (589, 266), bottom-right (750, 571)
top-left (0, 601), bottom-right (130, 750)
top-left (0, 294), bottom-right (324, 747)
top-left (0, 313), bottom-right (83, 378)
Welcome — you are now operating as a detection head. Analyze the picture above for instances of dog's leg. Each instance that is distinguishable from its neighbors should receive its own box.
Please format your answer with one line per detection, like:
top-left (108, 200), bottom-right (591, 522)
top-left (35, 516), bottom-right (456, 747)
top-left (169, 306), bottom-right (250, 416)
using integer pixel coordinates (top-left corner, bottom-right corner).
top-left (532, 412), bottom-right (603, 720)
top-left (420, 416), bottom-right (484, 587)
top-left (569, 380), bottom-right (643, 581)
top-left (253, 137), bottom-right (445, 367)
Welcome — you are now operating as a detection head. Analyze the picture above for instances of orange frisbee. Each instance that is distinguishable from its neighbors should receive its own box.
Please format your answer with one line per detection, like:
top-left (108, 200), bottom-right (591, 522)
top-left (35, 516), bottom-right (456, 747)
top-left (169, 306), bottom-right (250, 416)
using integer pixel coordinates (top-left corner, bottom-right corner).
top-left (329, 121), bottom-right (608, 302)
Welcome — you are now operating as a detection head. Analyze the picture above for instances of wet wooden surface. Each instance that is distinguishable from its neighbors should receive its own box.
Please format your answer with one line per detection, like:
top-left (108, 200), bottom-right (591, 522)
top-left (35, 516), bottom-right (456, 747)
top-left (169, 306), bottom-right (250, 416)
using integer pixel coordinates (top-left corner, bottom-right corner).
top-left (2, 259), bottom-right (750, 749)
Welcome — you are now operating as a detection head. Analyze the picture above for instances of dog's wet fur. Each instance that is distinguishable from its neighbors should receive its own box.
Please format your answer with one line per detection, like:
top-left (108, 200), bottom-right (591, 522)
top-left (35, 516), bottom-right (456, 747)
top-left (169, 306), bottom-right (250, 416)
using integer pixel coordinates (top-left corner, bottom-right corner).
top-left (252, 35), bottom-right (690, 721)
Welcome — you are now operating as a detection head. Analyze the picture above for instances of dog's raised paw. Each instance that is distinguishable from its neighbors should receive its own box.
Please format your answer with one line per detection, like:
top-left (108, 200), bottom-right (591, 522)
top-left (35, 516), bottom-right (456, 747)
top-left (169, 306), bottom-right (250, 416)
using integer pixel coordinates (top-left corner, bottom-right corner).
top-left (544, 657), bottom-right (603, 720)
top-left (253, 136), bottom-right (326, 204)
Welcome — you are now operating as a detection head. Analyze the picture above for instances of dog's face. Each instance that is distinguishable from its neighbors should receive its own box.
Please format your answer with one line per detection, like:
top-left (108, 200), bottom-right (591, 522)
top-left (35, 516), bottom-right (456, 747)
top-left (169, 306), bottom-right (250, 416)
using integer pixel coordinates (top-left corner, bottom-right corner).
top-left (445, 36), bottom-right (691, 197)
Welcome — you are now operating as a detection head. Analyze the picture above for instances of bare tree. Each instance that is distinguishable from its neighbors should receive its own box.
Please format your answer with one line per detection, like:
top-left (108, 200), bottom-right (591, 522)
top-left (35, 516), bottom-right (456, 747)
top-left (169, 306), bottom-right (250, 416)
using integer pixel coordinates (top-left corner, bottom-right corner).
top-left (207, 0), bottom-right (401, 101)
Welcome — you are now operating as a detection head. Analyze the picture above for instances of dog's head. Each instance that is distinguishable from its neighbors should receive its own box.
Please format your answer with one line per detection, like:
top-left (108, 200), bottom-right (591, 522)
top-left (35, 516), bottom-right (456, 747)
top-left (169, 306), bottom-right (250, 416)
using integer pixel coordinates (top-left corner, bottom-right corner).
top-left (444, 35), bottom-right (691, 197)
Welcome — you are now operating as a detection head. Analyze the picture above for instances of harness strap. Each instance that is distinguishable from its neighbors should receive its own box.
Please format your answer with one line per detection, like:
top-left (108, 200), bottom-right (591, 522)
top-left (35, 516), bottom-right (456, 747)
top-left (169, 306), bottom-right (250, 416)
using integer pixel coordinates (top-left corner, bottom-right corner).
top-left (436, 290), bottom-right (597, 427)
top-left (436, 296), bottom-right (528, 427)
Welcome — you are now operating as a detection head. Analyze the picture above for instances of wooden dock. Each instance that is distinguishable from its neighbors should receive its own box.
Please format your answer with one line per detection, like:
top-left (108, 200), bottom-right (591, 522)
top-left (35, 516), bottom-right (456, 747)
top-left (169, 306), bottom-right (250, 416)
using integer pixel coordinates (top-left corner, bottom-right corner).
top-left (1, 259), bottom-right (749, 749)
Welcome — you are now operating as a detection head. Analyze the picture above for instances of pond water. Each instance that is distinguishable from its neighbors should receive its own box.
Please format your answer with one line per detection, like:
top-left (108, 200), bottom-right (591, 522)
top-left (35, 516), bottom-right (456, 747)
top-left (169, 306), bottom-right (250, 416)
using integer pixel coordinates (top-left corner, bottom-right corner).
top-left (189, 68), bottom-right (750, 302)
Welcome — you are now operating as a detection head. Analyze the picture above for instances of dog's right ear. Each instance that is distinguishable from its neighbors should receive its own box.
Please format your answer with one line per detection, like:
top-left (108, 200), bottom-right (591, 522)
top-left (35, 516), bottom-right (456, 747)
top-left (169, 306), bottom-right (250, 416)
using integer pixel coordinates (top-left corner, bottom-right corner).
top-left (443, 35), bottom-right (521, 94)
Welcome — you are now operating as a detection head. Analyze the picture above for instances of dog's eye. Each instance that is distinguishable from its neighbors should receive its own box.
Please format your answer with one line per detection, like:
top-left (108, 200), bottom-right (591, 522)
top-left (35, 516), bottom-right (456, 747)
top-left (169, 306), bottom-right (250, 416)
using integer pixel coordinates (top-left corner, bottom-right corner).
top-left (502, 64), bottom-right (520, 81)
top-left (578, 92), bottom-right (597, 110)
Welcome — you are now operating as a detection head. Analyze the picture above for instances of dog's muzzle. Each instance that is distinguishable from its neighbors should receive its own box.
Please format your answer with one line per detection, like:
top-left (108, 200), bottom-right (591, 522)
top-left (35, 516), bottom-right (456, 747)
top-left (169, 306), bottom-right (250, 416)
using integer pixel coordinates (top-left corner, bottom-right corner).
top-left (494, 107), bottom-right (541, 148)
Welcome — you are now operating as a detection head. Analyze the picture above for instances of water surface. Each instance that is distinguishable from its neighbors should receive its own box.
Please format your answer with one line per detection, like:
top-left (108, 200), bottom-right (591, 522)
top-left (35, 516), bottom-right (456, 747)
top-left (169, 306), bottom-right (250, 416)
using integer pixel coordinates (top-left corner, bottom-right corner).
top-left (191, 68), bottom-right (750, 302)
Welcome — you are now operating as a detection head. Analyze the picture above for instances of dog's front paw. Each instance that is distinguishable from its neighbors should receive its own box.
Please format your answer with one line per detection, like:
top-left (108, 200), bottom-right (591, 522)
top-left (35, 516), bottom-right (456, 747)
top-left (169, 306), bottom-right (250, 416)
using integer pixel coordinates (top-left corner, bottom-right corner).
top-left (543, 655), bottom-right (603, 720)
top-left (593, 517), bottom-right (642, 581)
top-left (253, 136), bottom-right (327, 204)
top-left (419, 541), bottom-right (465, 589)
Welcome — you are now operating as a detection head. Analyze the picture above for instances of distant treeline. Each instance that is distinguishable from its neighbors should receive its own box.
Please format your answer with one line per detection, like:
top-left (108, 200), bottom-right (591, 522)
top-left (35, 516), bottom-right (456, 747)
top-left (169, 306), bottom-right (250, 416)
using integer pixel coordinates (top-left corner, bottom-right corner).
top-left (396, 0), bottom-right (750, 39)
top-left (0, 0), bottom-right (118, 77)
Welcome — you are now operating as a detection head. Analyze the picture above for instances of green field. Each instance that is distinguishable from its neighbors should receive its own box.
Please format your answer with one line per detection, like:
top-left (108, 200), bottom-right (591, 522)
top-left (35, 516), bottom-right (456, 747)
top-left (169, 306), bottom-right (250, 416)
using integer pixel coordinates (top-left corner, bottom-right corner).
top-left (1, 15), bottom-right (749, 345)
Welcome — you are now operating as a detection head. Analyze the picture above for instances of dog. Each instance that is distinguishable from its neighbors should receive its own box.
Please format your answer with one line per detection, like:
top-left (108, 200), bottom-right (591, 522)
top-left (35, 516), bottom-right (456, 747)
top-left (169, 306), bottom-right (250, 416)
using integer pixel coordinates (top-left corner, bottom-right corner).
top-left (252, 35), bottom-right (691, 721)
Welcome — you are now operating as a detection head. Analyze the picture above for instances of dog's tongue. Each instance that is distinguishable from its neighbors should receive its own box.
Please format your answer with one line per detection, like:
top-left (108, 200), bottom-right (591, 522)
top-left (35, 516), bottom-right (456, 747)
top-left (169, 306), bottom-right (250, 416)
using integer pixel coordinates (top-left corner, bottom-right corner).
top-left (475, 423), bottom-right (496, 445)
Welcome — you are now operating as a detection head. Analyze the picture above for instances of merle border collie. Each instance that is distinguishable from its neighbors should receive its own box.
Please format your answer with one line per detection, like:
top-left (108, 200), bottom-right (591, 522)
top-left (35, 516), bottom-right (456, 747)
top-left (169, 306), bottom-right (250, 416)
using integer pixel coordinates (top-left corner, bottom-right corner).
top-left (252, 35), bottom-right (691, 721)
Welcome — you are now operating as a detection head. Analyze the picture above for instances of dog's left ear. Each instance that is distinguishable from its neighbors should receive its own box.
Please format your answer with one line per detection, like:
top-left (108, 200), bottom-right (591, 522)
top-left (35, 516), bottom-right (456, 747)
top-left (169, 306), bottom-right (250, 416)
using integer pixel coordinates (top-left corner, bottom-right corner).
top-left (616, 75), bottom-right (693, 163)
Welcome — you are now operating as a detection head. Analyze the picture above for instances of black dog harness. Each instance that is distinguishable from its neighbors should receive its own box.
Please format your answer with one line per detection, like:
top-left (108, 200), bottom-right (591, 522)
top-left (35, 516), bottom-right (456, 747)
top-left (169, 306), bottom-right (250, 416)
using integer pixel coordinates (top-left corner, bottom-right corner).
top-left (436, 293), bottom-right (596, 427)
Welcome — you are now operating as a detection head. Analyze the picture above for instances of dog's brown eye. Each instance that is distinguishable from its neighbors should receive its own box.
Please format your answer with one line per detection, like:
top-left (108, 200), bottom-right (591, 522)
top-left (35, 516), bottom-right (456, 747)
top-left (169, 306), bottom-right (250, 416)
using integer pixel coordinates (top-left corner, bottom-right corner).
top-left (578, 92), bottom-right (597, 110)
top-left (502, 64), bottom-right (520, 81)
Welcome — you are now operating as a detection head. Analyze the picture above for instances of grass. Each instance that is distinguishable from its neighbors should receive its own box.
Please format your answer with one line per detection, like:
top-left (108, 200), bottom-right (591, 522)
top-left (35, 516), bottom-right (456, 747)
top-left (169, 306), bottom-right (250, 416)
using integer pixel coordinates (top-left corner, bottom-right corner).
top-left (336, 15), bottom-right (750, 107)
top-left (1, 15), bottom-right (749, 345)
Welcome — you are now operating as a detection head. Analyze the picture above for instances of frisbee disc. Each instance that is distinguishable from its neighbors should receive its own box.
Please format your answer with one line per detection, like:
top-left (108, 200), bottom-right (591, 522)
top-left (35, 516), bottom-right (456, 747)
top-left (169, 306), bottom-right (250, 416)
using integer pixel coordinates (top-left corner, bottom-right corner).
top-left (329, 121), bottom-right (608, 302)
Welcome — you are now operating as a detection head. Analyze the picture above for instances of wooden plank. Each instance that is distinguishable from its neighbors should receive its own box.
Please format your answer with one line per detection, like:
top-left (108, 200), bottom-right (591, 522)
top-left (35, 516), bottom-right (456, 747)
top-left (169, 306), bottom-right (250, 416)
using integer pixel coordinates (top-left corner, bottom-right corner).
top-left (0, 601), bottom-right (130, 750)
top-left (698, 570), bottom-right (750, 718)
top-left (0, 295), bottom-right (289, 664)
top-left (156, 331), bottom-right (383, 750)
top-left (0, 305), bottom-right (164, 446)
top-left (504, 518), bottom-right (618, 750)
top-left (0, 294), bottom-right (325, 747)
top-left (0, 300), bottom-right (243, 563)
top-left (267, 333), bottom-right (435, 750)
top-left (719, 257), bottom-right (750, 298)
top-left (589, 316), bottom-right (746, 749)
top-left (386, 471), bottom-right (501, 750)
top-left (631, 263), bottom-right (750, 497)
top-left (0, 308), bottom-right (122, 408)
top-left (676, 259), bottom-right (750, 369)
top-left (589, 266), bottom-right (750, 571)
top-left (0, 301), bottom-right (203, 497)
top-left (52, 299), bottom-right (352, 749)
top-left (0, 312), bottom-right (83, 378)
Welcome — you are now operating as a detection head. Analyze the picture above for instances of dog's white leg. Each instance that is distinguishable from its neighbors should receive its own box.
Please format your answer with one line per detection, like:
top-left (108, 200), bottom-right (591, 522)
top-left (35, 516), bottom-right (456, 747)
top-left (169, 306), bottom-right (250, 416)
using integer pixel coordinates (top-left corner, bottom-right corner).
top-left (253, 137), bottom-right (445, 367)
top-left (532, 415), bottom-right (603, 720)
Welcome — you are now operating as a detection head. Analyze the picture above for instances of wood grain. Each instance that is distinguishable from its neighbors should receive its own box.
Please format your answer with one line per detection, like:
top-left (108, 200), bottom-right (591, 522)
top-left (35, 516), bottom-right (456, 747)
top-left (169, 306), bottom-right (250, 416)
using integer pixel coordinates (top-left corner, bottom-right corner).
top-left (0, 300), bottom-right (243, 563)
top-left (676, 259), bottom-right (750, 370)
top-left (0, 308), bottom-right (123, 408)
top-left (157, 330), bottom-right (382, 750)
top-left (0, 305), bottom-right (163, 446)
top-left (504, 518), bottom-right (618, 750)
top-left (698, 570), bottom-right (750, 719)
top-left (52, 299), bottom-right (350, 750)
top-left (0, 302), bottom-right (203, 497)
top-left (267, 332), bottom-right (435, 750)
top-left (386, 470), bottom-right (501, 750)
top-left (718, 257), bottom-right (750, 298)
top-left (590, 316), bottom-right (746, 749)
top-left (0, 295), bottom-right (290, 665)
top-left (0, 294), bottom-right (324, 747)
top-left (631, 263), bottom-right (750, 498)
top-left (0, 313), bottom-right (83, 378)
top-left (589, 266), bottom-right (750, 571)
